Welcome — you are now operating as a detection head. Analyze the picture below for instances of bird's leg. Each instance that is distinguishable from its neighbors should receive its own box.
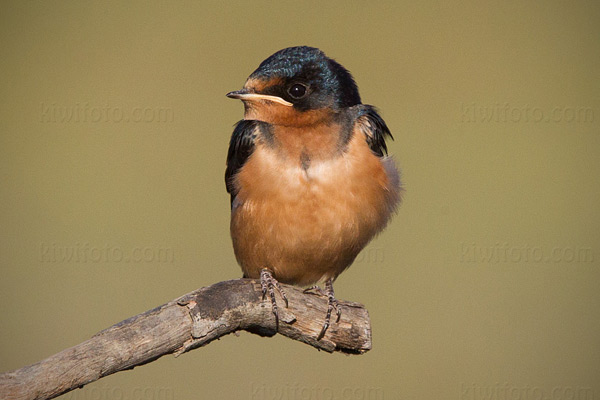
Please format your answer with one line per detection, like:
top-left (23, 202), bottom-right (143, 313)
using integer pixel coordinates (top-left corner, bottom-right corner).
top-left (302, 285), bottom-right (325, 296)
top-left (260, 268), bottom-right (288, 331)
top-left (304, 279), bottom-right (342, 340)
top-left (318, 278), bottom-right (342, 340)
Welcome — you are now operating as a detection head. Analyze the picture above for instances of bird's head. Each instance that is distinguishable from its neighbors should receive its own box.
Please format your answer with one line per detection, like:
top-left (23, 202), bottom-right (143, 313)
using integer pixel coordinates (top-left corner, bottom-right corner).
top-left (227, 46), bottom-right (361, 125)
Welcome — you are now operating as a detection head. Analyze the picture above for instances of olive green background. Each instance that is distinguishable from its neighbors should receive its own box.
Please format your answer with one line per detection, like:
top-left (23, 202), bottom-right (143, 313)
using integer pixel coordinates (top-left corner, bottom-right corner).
top-left (1, 1), bottom-right (599, 399)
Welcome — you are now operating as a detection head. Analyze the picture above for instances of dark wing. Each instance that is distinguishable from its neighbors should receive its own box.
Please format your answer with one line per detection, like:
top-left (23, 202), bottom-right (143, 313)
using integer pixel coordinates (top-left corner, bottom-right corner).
top-left (356, 105), bottom-right (394, 157)
top-left (225, 120), bottom-right (261, 207)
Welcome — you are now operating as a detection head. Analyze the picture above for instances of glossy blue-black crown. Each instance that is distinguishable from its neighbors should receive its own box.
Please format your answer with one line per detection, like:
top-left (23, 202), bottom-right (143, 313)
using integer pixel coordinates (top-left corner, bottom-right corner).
top-left (249, 46), bottom-right (362, 109)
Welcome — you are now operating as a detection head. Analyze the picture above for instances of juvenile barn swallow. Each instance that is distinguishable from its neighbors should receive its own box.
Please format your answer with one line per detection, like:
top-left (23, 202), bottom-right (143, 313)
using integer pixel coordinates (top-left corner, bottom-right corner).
top-left (226, 46), bottom-right (401, 339)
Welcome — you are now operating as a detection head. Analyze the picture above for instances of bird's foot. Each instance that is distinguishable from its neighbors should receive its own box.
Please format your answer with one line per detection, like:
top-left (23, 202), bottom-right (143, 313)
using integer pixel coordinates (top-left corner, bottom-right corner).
top-left (304, 279), bottom-right (341, 340)
top-left (260, 268), bottom-right (288, 331)
top-left (303, 285), bottom-right (326, 296)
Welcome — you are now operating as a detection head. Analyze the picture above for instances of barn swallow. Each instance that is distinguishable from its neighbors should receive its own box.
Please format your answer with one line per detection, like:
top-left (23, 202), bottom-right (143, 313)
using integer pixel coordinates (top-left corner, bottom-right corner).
top-left (225, 46), bottom-right (401, 340)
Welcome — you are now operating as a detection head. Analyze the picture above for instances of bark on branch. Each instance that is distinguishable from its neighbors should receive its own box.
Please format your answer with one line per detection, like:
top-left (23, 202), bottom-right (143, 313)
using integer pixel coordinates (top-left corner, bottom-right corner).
top-left (0, 279), bottom-right (371, 400)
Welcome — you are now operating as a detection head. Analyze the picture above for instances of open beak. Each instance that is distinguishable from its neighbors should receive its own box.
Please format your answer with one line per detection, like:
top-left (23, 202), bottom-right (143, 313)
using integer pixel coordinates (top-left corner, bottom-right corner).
top-left (226, 90), bottom-right (293, 107)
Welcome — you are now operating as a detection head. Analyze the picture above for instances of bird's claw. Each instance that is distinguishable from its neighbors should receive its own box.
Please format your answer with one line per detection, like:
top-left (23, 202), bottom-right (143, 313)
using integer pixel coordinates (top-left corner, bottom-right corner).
top-left (303, 285), bottom-right (325, 296)
top-left (306, 279), bottom-right (342, 340)
top-left (260, 268), bottom-right (288, 331)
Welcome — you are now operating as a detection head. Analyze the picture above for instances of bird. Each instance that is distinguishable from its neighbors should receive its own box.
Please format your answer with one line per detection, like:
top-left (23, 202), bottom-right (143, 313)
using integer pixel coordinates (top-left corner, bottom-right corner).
top-left (225, 46), bottom-right (401, 340)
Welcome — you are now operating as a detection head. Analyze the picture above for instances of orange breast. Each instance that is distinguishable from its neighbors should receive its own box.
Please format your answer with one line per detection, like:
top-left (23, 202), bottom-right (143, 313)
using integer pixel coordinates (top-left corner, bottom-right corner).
top-left (230, 126), bottom-right (400, 286)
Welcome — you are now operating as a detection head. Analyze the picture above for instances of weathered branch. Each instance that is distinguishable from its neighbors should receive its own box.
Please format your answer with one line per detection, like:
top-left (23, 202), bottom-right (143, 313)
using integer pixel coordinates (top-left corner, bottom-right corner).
top-left (0, 279), bottom-right (371, 400)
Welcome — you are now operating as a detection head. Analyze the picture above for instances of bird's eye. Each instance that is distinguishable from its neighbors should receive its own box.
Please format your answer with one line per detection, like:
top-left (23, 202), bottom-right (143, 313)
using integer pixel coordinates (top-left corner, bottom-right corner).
top-left (287, 83), bottom-right (307, 99)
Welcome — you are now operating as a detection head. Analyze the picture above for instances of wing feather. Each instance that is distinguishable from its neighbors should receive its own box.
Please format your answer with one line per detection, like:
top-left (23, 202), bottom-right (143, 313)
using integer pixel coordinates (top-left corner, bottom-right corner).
top-left (225, 120), bottom-right (263, 207)
top-left (356, 105), bottom-right (394, 157)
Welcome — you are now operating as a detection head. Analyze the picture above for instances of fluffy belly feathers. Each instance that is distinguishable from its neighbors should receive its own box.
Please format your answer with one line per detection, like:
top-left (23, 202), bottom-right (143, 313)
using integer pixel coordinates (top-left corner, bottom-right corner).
top-left (231, 136), bottom-right (400, 286)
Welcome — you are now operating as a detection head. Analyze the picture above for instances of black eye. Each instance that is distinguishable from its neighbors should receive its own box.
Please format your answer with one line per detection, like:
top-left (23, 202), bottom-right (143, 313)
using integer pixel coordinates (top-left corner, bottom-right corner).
top-left (288, 83), bottom-right (307, 99)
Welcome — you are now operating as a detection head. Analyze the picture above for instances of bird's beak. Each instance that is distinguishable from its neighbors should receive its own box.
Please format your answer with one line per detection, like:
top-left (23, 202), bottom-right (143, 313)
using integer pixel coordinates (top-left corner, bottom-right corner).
top-left (226, 90), bottom-right (293, 107)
